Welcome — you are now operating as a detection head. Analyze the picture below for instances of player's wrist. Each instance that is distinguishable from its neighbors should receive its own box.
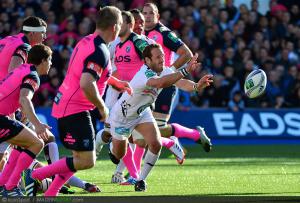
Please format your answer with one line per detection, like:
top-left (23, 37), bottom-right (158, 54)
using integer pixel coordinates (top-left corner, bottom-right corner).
top-left (179, 67), bottom-right (189, 77)
top-left (193, 83), bottom-right (199, 93)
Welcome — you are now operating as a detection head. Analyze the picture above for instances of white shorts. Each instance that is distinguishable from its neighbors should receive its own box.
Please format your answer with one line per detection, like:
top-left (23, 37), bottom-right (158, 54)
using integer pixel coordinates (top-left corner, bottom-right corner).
top-left (108, 108), bottom-right (155, 141)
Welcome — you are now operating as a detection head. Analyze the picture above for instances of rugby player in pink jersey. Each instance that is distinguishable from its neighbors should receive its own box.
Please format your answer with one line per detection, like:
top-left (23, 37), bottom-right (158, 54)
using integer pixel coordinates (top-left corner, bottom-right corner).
top-left (0, 16), bottom-right (96, 195)
top-left (0, 16), bottom-right (47, 163)
top-left (0, 44), bottom-right (52, 196)
top-left (143, 3), bottom-right (212, 152)
top-left (0, 16), bottom-right (47, 80)
top-left (27, 6), bottom-right (132, 197)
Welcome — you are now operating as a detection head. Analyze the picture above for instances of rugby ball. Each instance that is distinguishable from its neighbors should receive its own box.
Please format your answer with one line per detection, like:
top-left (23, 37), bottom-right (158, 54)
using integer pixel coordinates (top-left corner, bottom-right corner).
top-left (244, 69), bottom-right (267, 98)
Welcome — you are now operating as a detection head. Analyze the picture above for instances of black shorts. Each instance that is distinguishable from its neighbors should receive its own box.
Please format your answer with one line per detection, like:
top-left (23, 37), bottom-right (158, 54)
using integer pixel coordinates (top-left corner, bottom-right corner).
top-left (0, 115), bottom-right (24, 143)
top-left (58, 111), bottom-right (95, 151)
top-left (154, 85), bottom-right (177, 115)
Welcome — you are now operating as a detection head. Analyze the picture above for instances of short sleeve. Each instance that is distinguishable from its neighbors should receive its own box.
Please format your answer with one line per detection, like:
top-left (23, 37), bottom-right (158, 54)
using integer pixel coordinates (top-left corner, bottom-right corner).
top-left (13, 43), bottom-right (31, 63)
top-left (20, 71), bottom-right (40, 92)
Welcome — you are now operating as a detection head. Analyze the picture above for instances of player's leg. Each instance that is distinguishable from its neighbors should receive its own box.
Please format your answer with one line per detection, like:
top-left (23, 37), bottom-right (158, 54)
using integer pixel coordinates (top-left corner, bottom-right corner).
top-left (134, 121), bottom-right (162, 192)
top-left (0, 117), bottom-right (44, 196)
top-left (31, 111), bottom-right (98, 196)
top-left (0, 142), bottom-right (10, 172)
top-left (154, 86), bottom-right (212, 152)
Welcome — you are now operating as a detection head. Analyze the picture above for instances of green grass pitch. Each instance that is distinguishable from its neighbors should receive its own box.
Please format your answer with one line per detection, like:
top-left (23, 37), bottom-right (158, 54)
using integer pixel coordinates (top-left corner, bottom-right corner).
top-left (44, 144), bottom-right (300, 196)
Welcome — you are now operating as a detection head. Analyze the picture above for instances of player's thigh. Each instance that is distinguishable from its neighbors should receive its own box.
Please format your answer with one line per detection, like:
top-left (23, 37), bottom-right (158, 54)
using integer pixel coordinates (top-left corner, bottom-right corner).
top-left (72, 150), bottom-right (95, 163)
top-left (9, 127), bottom-right (41, 149)
top-left (58, 111), bottom-right (95, 152)
top-left (0, 115), bottom-right (40, 148)
top-left (135, 122), bottom-right (160, 147)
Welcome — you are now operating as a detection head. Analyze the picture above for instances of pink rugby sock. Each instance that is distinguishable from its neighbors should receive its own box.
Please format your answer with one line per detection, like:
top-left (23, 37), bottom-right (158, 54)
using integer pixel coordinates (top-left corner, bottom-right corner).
top-left (171, 123), bottom-right (200, 141)
top-left (0, 148), bottom-right (21, 186)
top-left (32, 157), bottom-right (73, 181)
top-left (161, 137), bottom-right (175, 149)
top-left (133, 145), bottom-right (145, 173)
top-left (122, 145), bottom-right (139, 179)
top-left (5, 150), bottom-right (35, 190)
top-left (44, 171), bottom-right (74, 196)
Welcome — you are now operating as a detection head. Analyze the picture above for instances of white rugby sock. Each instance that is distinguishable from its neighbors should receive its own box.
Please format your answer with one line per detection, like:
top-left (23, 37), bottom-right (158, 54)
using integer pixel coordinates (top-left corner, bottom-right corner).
top-left (67, 176), bottom-right (86, 189)
top-left (139, 150), bottom-right (160, 181)
top-left (44, 142), bottom-right (59, 164)
top-left (115, 160), bottom-right (126, 174)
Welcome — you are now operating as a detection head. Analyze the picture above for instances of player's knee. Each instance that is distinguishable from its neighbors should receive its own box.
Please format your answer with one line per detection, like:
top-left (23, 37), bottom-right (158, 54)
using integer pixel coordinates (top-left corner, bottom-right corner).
top-left (134, 139), bottom-right (146, 148)
top-left (148, 140), bottom-right (161, 154)
top-left (80, 159), bottom-right (95, 169)
top-left (33, 139), bottom-right (44, 152)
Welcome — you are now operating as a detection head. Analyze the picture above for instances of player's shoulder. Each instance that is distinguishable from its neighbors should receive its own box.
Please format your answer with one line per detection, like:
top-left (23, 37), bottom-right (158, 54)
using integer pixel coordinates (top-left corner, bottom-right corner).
top-left (156, 22), bottom-right (171, 33)
top-left (143, 66), bottom-right (157, 79)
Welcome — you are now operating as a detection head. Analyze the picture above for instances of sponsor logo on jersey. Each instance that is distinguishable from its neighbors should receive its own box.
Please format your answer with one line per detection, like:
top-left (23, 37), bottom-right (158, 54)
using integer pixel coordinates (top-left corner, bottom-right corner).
top-left (87, 62), bottom-right (102, 76)
top-left (135, 40), bottom-right (148, 53)
top-left (24, 78), bottom-right (39, 91)
top-left (126, 46), bottom-right (131, 53)
top-left (152, 35), bottom-right (158, 41)
top-left (115, 55), bottom-right (131, 62)
top-left (145, 69), bottom-right (156, 78)
top-left (168, 32), bottom-right (179, 43)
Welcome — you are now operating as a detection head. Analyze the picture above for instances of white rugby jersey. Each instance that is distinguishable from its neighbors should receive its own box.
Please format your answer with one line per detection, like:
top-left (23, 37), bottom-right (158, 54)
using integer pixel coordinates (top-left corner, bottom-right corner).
top-left (111, 64), bottom-right (174, 120)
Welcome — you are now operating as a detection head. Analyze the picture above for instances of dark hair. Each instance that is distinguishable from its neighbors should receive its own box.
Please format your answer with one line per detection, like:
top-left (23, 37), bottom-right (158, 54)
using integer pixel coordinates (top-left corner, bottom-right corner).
top-left (142, 44), bottom-right (161, 59)
top-left (22, 16), bottom-right (47, 34)
top-left (122, 10), bottom-right (134, 24)
top-left (96, 6), bottom-right (122, 30)
top-left (130, 9), bottom-right (142, 15)
top-left (27, 44), bottom-right (52, 65)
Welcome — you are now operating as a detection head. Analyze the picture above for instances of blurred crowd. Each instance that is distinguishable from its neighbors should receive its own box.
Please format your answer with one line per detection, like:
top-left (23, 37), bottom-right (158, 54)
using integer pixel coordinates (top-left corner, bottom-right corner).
top-left (0, 0), bottom-right (299, 110)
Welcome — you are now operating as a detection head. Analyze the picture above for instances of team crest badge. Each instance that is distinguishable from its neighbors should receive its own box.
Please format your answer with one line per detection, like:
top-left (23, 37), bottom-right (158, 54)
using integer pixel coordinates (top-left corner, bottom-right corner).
top-left (126, 46), bottom-right (131, 53)
top-left (152, 35), bottom-right (158, 41)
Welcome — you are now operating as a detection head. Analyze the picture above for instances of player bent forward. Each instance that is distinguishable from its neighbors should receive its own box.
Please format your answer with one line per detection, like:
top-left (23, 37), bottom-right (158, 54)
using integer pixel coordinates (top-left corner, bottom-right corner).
top-left (108, 44), bottom-right (213, 191)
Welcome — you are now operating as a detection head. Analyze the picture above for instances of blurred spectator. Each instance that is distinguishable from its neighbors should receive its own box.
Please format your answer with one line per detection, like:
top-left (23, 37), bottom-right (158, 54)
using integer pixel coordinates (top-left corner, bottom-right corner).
top-left (0, 0), bottom-right (298, 108)
top-left (228, 91), bottom-right (245, 112)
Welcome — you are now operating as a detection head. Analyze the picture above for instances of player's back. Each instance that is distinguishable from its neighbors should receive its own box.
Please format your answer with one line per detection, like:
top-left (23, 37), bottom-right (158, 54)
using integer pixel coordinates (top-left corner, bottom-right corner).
top-left (0, 33), bottom-right (30, 80)
top-left (52, 34), bottom-right (111, 118)
top-left (0, 64), bottom-right (38, 116)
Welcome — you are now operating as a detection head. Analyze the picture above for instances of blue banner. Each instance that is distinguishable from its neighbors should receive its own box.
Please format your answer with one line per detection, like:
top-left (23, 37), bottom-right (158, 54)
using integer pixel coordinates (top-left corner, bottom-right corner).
top-left (169, 109), bottom-right (300, 137)
top-left (37, 107), bottom-right (300, 139)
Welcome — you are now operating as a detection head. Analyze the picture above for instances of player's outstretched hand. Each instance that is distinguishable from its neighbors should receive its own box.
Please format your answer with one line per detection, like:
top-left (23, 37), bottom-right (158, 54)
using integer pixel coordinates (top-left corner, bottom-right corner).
top-left (197, 74), bottom-right (214, 90)
top-left (186, 53), bottom-right (201, 73)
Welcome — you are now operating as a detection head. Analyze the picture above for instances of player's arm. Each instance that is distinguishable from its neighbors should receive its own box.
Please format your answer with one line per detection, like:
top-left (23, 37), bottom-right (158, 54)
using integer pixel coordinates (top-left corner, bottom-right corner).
top-left (107, 76), bottom-right (132, 95)
top-left (147, 54), bottom-right (200, 88)
top-left (80, 72), bottom-right (108, 121)
top-left (162, 30), bottom-right (192, 69)
top-left (8, 56), bottom-right (24, 72)
top-left (8, 44), bottom-right (30, 72)
top-left (171, 44), bottom-right (193, 69)
top-left (146, 71), bottom-right (185, 89)
top-left (175, 74), bottom-right (214, 92)
top-left (19, 75), bottom-right (50, 140)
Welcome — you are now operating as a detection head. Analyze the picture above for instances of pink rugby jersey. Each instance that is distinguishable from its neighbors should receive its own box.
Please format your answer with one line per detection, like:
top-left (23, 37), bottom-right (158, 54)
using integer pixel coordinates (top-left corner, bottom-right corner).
top-left (144, 22), bottom-right (183, 66)
top-left (52, 34), bottom-right (112, 118)
top-left (0, 33), bottom-right (31, 80)
top-left (0, 64), bottom-right (40, 116)
top-left (114, 32), bottom-right (150, 81)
